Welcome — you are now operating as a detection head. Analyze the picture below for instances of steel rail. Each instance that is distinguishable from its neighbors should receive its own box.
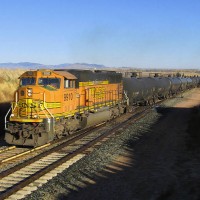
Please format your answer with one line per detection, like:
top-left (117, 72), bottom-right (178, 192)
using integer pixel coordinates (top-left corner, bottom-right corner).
top-left (0, 146), bottom-right (16, 154)
top-left (0, 107), bottom-right (151, 200)
top-left (0, 123), bottom-right (106, 179)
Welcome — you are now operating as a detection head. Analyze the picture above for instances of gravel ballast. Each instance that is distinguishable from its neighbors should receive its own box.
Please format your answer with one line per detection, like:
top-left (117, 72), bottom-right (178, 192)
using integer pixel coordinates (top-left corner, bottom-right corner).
top-left (23, 89), bottom-right (200, 200)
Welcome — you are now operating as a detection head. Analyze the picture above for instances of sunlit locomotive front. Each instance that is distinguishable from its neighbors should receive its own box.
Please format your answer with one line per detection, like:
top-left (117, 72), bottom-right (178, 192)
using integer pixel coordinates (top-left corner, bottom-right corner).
top-left (5, 69), bottom-right (125, 146)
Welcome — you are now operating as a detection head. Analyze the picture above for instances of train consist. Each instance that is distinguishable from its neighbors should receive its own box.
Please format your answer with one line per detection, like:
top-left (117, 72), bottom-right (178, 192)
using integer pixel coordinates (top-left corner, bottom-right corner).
top-left (4, 69), bottom-right (199, 146)
top-left (123, 73), bottom-right (199, 106)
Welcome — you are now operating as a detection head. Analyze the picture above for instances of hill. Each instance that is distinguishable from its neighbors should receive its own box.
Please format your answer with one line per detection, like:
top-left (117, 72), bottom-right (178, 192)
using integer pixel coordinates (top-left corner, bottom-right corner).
top-left (0, 62), bottom-right (106, 69)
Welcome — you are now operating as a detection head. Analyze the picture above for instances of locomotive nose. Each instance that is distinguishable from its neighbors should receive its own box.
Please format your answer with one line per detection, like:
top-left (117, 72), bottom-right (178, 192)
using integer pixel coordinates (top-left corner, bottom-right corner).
top-left (18, 87), bottom-right (33, 98)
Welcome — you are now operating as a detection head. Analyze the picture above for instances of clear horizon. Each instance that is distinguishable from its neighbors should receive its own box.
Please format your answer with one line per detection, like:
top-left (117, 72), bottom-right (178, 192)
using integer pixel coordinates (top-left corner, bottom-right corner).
top-left (0, 0), bottom-right (200, 69)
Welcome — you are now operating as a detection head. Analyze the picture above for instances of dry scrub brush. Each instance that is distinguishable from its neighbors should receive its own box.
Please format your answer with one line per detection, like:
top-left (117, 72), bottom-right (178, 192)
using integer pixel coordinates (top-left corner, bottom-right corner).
top-left (0, 69), bottom-right (25, 102)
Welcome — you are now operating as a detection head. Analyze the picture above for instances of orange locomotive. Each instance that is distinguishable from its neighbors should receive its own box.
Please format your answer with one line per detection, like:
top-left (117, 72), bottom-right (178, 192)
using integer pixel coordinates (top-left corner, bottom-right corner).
top-left (5, 69), bottom-right (126, 146)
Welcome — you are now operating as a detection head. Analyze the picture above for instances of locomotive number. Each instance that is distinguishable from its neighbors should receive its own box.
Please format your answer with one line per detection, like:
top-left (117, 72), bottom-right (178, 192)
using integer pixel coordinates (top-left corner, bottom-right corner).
top-left (64, 93), bottom-right (73, 101)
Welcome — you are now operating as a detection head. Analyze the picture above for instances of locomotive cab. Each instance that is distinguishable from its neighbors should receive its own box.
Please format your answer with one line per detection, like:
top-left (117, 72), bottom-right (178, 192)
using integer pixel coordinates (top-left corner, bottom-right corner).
top-left (5, 69), bottom-right (78, 146)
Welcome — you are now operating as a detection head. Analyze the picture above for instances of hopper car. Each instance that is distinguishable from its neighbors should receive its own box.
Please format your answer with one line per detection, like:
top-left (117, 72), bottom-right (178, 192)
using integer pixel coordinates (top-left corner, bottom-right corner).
top-left (4, 69), bottom-right (199, 146)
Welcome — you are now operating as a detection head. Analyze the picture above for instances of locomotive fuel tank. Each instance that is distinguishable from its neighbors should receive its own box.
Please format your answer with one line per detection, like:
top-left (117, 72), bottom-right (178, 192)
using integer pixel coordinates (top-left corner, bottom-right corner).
top-left (84, 109), bottom-right (112, 128)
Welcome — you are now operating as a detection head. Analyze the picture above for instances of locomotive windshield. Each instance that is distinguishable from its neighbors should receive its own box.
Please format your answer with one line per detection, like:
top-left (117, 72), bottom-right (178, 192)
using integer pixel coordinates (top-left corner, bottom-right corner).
top-left (20, 77), bottom-right (36, 86)
top-left (38, 78), bottom-right (60, 89)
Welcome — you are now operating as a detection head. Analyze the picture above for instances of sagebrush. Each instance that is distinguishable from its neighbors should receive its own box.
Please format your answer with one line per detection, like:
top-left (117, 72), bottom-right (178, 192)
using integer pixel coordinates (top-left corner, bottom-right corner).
top-left (0, 69), bottom-right (25, 102)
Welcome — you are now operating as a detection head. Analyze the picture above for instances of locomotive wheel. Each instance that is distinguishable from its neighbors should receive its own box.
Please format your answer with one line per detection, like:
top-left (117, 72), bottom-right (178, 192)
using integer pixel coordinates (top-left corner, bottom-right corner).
top-left (55, 124), bottom-right (64, 139)
top-left (55, 132), bottom-right (62, 139)
top-left (148, 99), bottom-right (155, 106)
top-left (68, 130), bottom-right (74, 135)
top-left (147, 99), bottom-right (151, 106)
top-left (127, 106), bottom-right (134, 112)
top-left (36, 132), bottom-right (49, 146)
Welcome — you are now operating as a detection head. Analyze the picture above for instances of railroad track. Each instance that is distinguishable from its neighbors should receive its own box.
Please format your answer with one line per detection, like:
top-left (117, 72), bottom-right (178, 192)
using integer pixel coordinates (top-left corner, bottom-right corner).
top-left (0, 105), bottom-right (152, 200)
top-left (0, 146), bottom-right (27, 163)
top-left (0, 96), bottom-right (170, 170)
top-left (0, 145), bottom-right (53, 165)
top-left (0, 92), bottom-right (176, 200)
top-left (0, 146), bottom-right (16, 153)
top-left (0, 127), bottom-right (102, 170)
top-left (0, 125), bottom-right (108, 199)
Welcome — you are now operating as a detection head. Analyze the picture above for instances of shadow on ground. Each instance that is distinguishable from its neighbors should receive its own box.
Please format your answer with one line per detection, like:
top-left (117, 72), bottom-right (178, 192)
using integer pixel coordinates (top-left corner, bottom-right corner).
top-left (56, 106), bottom-right (200, 200)
top-left (0, 102), bottom-right (10, 144)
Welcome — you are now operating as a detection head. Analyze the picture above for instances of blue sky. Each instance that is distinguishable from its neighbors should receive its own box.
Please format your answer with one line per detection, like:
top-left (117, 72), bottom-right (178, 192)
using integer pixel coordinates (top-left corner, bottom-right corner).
top-left (0, 0), bottom-right (200, 68)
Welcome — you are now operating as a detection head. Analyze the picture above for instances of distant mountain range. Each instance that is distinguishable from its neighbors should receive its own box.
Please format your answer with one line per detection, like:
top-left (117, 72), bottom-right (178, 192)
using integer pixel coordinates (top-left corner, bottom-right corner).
top-left (0, 62), bottom-right (107, 69)
top-left (1, 62), bottom-right (198, 72)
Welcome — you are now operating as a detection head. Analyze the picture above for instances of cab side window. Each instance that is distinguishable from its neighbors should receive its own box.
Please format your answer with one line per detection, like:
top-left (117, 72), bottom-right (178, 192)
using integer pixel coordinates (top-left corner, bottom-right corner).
top-left (64, 79), bottom-right (75, 88)
top-left (64, 79), bottom-right (69, 88)
top-left (70, 80), bottom-right (75, 88)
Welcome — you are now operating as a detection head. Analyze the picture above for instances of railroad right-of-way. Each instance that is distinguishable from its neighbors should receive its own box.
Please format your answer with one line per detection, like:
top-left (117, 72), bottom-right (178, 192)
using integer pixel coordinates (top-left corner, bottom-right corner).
top-left (22, 88), bottom-right (200, 200)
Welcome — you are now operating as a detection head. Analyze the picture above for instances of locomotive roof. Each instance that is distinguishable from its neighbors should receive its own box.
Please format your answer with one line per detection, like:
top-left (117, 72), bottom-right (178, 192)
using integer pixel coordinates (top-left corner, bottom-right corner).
top-left (22, 70), bottom-right (78, 80)
top-left (54, 69), bottom-right (122, 84)
top-left (54, 70), bottom-right (77, 80)
top-left (54, 69), bottom-right (117, 73)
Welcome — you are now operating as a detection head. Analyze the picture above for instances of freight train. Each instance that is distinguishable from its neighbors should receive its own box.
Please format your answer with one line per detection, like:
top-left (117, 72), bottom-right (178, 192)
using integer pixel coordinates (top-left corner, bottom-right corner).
top-left (4, 69), bottom-right (199, 146)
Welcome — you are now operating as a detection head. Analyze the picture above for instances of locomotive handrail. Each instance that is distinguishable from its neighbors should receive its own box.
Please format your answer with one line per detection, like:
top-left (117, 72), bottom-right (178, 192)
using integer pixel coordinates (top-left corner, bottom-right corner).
top-left (124, 90), bottom-right (129, 106)
top-left (41, 109), bottom-right (49, 119)
top-left (43, 92), bottom-right (54, 119)
top-left (11, 91), bottom-right (19, 113)
top-left (43, 105), bottom-right (54, 118)
top-left (5, 92), bottom-right (19, 129)
top-left (5, 107), bottom-right (12, 130)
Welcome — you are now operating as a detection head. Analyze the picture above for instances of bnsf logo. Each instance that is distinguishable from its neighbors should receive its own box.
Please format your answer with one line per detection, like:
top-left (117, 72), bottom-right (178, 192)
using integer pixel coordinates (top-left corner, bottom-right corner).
top-left (64, 93), bottom-right (73, 101)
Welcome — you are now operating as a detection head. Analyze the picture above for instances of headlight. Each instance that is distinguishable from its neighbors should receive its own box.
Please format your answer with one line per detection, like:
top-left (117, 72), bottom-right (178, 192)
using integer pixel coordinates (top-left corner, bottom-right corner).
top-left (27, 88), bottom-right (32, 97)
